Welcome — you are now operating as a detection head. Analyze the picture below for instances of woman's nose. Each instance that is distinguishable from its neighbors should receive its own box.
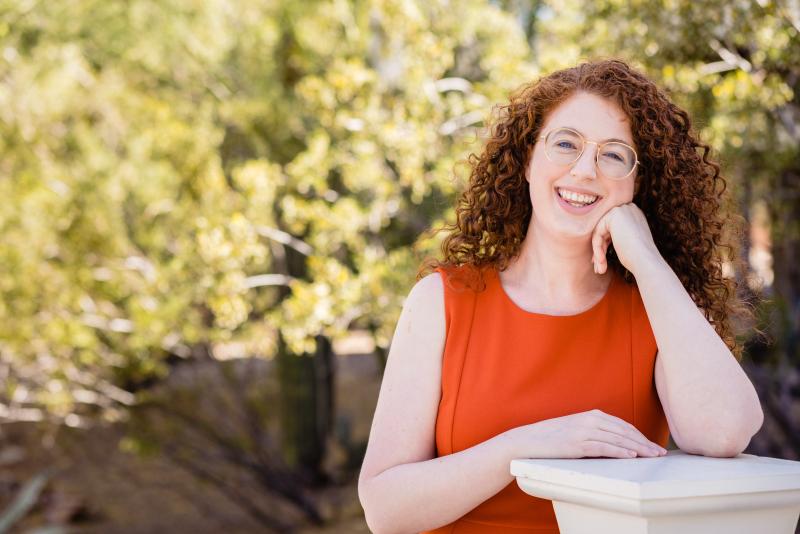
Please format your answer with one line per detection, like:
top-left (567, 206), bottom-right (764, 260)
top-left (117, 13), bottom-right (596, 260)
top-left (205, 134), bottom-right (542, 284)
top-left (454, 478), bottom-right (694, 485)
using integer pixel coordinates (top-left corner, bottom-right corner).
top-left (571, 143), bottom-right (598, 179)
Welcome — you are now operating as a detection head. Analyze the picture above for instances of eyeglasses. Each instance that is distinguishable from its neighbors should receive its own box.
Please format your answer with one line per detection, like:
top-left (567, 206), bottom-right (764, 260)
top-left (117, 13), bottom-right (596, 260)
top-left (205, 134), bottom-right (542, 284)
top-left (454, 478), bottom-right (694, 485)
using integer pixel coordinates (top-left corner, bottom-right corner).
top-left (538, 127), bottom-right (639, 180)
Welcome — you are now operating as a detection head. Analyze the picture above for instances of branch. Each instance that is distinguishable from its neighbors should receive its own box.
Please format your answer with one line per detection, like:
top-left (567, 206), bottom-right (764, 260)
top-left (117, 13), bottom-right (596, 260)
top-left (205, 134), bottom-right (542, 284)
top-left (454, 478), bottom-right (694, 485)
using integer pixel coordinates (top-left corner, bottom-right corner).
top-left (244, 273), bottom-right (293, 288)
top-left (708, 38), bottom-right (752, 72)
top-left (0, 403), bottom-right (45, 423)
top-left (255, 225), bottom-right (313, 256)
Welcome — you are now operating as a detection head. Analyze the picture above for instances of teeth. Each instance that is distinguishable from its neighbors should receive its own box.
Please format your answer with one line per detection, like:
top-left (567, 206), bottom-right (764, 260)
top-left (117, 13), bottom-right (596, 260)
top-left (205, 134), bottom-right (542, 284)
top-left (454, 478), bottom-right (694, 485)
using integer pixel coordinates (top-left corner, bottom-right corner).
top-left (557, 188), bottom-right (599, 205)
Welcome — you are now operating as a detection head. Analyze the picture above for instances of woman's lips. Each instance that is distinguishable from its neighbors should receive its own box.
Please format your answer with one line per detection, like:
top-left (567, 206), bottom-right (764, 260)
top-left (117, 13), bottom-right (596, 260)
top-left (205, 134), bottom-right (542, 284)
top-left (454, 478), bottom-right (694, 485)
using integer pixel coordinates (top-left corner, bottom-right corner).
top-left (554, 188), bottom-right (601, 215)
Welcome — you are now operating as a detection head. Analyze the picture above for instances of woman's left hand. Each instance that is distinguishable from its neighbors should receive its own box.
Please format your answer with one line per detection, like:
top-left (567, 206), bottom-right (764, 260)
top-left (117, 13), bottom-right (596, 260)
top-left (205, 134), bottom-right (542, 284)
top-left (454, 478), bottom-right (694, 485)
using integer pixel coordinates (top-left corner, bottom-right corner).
top-left (591, 203), bottom-right (661, 275)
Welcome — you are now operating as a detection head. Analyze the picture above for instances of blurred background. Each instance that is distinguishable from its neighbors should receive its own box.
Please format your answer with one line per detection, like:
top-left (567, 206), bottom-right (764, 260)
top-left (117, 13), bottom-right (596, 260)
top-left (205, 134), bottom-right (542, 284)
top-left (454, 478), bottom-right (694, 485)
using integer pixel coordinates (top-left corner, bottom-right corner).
top-left (0, 0), bottom-right (797, 532)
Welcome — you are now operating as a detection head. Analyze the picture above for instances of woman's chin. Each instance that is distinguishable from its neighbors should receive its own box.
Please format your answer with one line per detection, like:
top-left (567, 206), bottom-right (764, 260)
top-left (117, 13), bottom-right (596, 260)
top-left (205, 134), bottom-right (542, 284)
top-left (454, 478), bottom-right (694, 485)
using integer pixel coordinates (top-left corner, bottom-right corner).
top-left (551, 221), bottom-right (596, 242)
top-left (531, 213), bottom-right (597, 243)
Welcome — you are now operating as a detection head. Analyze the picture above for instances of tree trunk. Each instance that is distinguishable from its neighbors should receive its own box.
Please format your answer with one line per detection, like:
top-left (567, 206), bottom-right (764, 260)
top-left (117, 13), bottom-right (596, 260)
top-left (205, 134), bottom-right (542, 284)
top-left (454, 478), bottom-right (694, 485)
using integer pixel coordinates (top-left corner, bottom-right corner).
top-left (276, 333), bottom-right (335, 486)
top-left (769, 165), bottom-right (800, 363)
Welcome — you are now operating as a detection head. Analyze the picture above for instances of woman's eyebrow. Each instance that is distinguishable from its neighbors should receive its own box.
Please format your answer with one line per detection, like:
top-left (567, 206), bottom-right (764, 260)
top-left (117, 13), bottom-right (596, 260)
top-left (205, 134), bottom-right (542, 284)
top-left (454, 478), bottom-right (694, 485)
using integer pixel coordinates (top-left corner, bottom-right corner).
top-left (561, 126), bottom-right (632, 145)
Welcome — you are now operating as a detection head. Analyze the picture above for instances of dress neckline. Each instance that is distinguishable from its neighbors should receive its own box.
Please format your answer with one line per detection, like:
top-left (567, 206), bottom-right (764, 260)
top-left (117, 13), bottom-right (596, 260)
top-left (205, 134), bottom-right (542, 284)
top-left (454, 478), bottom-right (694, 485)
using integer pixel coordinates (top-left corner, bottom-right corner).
top-left (494, 267), bottom-right (617, 318)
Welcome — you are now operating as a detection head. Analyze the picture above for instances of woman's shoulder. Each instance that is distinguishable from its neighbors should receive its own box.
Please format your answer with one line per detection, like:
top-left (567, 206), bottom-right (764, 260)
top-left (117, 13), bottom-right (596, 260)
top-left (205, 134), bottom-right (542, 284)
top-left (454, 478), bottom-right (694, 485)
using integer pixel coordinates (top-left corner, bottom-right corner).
top-left (614, 270), bottom-right (643, 303)
top-left (394, 273), bottom-right (447, 353)
top-left (430, 262), bottom-right (493, 294)
top-left (610, 271), bottom-right (652, 327)
top-left (410, 271), bottom-right (445, 301)
top-left (409, 263), bottom-right (495, 332)
top-left (404, 272), bottom-right (445, 320)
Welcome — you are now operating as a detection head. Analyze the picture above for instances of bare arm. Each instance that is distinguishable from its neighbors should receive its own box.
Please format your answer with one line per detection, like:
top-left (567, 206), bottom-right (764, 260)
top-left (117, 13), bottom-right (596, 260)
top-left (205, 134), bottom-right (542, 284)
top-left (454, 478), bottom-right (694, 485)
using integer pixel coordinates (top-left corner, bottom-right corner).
top-left (357, 273), bottom-right (519, 533)
top-left (636, 253), bottom-right (763, 457)
top-left (360, 431), bottom-right (519, 534)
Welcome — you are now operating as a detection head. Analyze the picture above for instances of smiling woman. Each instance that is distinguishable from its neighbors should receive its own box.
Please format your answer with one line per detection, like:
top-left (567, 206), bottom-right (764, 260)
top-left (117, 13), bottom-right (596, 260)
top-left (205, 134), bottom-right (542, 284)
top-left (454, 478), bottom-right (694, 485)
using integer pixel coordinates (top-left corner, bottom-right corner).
top-left (357, 59), bottom-right (763, 534)
top-left (526, 92), bottom-right (637, 243)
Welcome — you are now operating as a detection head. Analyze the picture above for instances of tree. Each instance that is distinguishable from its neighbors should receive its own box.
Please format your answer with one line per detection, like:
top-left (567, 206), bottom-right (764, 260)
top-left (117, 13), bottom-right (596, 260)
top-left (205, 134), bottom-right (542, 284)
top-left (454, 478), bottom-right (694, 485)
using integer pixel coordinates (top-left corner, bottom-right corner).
top-left (0, 0), bottom-right (539, 482)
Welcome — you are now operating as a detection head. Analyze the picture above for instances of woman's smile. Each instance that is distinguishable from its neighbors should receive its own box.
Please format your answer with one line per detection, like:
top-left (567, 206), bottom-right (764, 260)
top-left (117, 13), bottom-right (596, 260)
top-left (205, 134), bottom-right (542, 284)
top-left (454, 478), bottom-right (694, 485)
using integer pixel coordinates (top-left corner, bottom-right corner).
top-left (554, 186), bottom-right (604, 214)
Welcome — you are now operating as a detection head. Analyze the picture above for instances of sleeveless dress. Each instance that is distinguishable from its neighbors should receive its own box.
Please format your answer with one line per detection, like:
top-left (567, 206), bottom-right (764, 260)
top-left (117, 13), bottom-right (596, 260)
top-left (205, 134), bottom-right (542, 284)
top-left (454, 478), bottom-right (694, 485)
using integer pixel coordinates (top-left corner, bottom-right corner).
top-left (421, 265), bottom-right (669, 534)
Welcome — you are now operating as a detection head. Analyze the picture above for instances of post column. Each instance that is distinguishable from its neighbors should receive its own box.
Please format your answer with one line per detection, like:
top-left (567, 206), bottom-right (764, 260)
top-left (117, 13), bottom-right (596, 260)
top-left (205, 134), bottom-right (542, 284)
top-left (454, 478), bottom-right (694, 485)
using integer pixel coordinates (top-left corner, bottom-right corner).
top-left (511, 450), bottom-right (800, 534)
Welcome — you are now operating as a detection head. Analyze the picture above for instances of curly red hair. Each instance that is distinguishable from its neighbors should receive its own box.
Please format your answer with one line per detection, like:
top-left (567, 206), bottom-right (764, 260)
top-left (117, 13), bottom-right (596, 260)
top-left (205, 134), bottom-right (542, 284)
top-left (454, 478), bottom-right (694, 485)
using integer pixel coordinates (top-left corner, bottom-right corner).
top-left (419, 58), bottom-right (750, 359)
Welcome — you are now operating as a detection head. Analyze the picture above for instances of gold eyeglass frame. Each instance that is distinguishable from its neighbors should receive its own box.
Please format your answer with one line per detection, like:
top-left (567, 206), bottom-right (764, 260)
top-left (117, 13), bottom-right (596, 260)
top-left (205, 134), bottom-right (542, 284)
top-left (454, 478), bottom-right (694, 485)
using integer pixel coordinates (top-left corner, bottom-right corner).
top-left (538, 127), bottom-right (640, 180)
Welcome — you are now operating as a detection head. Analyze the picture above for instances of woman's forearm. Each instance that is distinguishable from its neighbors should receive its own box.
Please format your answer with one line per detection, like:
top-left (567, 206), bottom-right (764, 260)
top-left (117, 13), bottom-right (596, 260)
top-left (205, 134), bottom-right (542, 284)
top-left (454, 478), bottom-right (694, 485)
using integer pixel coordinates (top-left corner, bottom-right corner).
top-left (632, 252), bottom-right (763, 455)
top-left (358, 430), bottom-right (517, 534)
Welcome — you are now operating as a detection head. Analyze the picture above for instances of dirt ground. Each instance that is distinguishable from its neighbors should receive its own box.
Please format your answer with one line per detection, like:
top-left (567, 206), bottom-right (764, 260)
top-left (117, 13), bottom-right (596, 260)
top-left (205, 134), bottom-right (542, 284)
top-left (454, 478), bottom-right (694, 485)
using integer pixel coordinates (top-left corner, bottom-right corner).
top-left (0, 350), bottom-right (382, 533)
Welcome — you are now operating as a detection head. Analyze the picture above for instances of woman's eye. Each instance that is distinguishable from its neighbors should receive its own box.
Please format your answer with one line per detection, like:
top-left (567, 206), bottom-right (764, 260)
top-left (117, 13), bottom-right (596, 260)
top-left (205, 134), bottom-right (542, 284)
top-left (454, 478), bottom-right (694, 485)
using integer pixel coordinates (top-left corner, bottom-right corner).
top-left (556, 141), bottom-right (577, 149)
top-left (604, 152), bottom-right (625, 162)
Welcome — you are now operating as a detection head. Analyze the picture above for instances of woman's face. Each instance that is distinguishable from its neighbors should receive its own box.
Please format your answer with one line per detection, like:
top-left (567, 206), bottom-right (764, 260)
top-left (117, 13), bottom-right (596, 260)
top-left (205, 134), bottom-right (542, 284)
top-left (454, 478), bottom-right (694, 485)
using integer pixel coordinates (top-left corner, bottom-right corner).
top-left (526, 91), bottom-right (637, 241)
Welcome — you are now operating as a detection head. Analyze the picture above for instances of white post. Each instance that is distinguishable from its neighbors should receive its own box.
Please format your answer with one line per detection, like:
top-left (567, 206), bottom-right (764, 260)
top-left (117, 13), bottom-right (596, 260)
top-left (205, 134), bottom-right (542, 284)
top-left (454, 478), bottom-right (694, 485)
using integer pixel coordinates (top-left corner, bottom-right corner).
top-left (511, 450), bottom-right (800, 534)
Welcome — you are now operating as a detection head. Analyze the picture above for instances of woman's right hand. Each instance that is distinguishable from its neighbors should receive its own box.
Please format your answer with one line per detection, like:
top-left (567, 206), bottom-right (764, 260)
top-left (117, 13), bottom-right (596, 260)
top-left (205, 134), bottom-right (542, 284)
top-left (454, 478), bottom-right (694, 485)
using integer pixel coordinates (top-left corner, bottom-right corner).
top-left (505, 409), bottom-right (668, 459)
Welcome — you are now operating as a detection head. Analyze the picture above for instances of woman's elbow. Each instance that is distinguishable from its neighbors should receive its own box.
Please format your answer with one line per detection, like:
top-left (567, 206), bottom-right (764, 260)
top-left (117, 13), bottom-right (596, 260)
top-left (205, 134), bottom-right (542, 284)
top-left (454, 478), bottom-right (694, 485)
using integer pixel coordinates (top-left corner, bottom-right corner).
top-left (677, 413), bottom-right (763, 458)
top-left (358, 477), bottom-right (394, 534)
top-left (700, 435), bottom-right (751, 457)
top-left (358, 478), bottom-right (379, 533)
top-left (715, 405), bottom-right (766, 456)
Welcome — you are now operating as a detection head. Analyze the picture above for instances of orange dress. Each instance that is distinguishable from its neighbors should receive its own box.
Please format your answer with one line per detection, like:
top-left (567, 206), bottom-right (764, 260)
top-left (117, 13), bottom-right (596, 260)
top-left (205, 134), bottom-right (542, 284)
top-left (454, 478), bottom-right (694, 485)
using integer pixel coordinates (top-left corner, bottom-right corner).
top-left (421, 265), bottom-right (669, 534)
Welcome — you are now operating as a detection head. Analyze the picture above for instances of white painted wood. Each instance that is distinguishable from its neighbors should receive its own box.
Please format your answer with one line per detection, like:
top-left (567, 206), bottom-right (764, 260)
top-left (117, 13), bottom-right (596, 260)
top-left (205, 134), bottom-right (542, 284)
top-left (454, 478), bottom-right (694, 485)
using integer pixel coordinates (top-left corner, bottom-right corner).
top-left (511, 450), bottom-right (800, 534)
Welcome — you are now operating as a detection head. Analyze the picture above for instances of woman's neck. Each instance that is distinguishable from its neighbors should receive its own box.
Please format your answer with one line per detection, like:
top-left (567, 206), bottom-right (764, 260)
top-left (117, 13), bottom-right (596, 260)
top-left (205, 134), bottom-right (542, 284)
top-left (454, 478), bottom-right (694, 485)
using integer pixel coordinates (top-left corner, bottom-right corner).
top-left (501, 224), bottom-right (611, 306)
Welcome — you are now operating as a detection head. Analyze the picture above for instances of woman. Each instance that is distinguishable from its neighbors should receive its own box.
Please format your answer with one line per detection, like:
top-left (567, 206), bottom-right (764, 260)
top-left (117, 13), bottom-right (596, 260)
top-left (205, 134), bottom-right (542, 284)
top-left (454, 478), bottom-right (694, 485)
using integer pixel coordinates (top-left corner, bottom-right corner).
top-left (358, 59), bottom-right (763, 534)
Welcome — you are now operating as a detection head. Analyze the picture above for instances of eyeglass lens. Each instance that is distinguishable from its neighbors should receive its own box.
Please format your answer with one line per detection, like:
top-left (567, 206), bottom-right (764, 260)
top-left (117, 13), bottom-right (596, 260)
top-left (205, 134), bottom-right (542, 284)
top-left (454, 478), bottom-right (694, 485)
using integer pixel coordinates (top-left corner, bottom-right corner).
top-left (545, 128), bottom-right (636, 178)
